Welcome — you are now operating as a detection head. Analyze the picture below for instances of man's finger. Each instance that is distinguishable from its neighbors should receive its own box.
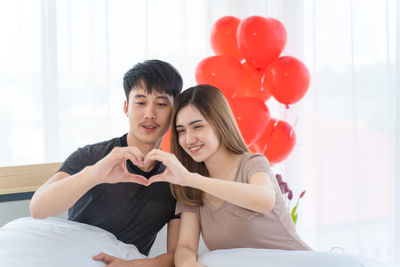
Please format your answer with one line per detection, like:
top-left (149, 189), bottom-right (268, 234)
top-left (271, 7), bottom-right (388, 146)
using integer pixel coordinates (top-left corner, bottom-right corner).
top-left (92, 253), bottom-right (104, 261)
top-left (125, 151), bottom-right (141, 166)
top-left (93, 252), bottom-right (115, 264)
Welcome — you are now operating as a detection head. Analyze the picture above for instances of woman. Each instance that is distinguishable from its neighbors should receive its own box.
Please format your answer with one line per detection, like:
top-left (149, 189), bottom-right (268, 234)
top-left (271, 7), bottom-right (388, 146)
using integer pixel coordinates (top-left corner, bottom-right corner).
top-left (145, 84), bottom-right (311, 267)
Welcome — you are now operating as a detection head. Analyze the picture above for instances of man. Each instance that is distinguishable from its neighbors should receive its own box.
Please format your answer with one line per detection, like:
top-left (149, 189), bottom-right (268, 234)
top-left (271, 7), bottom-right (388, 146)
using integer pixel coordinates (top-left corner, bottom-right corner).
top-left (30, 59), bottom-right (183, 266)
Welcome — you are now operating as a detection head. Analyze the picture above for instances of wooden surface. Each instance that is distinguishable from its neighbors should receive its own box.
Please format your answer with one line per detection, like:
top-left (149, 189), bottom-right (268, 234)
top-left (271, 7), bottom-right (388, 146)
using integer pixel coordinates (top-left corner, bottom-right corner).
top-left (0, 162), bottom-right (61, 195)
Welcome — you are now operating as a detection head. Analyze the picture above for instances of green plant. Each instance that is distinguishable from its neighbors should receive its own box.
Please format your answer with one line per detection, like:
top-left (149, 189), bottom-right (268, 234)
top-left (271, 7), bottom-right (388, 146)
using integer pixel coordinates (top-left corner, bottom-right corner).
top-left (275, 174), bottom-right (306, 225)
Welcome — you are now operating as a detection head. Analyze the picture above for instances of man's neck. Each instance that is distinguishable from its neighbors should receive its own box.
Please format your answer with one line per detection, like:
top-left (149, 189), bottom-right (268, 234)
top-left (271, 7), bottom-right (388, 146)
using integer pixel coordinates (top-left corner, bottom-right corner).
top-left (126, 132), bottom-right (162, 172)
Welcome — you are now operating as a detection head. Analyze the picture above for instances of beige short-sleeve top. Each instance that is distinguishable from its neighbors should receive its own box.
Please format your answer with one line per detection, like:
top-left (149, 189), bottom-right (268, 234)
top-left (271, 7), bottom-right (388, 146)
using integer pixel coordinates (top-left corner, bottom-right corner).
top-left (176, 152), bottom-right (311, 251)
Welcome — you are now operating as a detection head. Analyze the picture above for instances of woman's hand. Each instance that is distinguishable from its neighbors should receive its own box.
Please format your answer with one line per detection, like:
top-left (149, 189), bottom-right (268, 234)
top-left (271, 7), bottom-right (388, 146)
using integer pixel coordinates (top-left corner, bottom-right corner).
top-left (145, 149), bottom-right (192, 186)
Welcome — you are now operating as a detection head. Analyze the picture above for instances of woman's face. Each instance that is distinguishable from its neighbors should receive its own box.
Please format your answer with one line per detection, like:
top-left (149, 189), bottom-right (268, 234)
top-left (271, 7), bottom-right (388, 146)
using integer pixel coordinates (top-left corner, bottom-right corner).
top-left (175, 105), bottom-right (220, 162)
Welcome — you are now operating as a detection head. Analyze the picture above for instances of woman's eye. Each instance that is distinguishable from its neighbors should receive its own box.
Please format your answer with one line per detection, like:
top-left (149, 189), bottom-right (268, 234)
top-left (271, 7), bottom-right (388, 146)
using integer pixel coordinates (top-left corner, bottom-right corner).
top-left (194, 125), bottom-right (203, 129)
top-left (157, 103), bottom-right (167, 107)
top-left (177, 129), bottom-right (185, 135)
top-left (135, 102), bottom-right (145, 105)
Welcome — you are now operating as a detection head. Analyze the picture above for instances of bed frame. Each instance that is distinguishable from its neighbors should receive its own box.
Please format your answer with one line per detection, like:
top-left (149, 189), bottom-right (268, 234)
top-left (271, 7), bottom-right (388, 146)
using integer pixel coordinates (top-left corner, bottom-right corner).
top-left (0, 162), bottom-right (61, 201)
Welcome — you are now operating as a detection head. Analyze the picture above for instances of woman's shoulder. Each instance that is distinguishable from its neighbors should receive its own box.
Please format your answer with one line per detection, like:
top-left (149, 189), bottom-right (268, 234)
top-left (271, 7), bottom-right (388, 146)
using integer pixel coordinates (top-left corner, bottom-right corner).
top-left (235, 152), bottom-right (272, 183)
top-left (175, 200), bottom-right (199, 215)
top-left (241, 152), bottom-right (270, 166)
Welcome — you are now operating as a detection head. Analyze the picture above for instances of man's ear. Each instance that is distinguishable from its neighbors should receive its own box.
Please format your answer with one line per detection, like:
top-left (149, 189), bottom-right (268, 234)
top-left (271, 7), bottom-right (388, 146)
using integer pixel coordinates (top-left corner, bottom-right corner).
top-left (123, 100), bottom-right (128, 117)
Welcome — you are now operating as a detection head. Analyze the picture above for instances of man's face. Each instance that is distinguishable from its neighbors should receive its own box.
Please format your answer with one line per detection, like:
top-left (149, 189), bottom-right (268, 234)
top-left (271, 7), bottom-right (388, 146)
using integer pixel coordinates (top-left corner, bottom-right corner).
top-left (124, 84), bottom-right (174, 146)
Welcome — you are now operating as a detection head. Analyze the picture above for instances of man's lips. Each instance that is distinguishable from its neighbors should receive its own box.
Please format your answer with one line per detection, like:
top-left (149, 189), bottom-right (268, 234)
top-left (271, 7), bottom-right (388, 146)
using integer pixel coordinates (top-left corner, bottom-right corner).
top-left (140, 122), bottom-right (160, 129)
top-left (140, 123), bottom-right (160, 132)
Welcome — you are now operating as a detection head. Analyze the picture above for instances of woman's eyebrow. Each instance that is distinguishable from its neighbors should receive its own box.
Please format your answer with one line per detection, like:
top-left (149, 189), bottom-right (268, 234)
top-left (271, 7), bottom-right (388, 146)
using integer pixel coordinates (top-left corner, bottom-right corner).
top-left (176, 120), bottom-right (203, 128)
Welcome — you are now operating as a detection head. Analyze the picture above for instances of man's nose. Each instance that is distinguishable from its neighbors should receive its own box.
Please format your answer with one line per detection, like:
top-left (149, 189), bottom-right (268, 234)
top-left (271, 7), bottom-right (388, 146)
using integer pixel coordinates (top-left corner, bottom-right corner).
top-left (144, 104), bottom-right (156, 120)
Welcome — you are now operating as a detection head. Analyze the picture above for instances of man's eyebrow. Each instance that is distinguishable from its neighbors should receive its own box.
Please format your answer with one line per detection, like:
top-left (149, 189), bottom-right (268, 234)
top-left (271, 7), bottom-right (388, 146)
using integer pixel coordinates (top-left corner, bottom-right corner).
top-left (176, 120), bottom-right (203, 128)
top-left (132, 94), bottom-right (169, 100)
top-left (156, 95), bottom-right (169, 100)
top-left (133, 94), bottom-right (146, 99)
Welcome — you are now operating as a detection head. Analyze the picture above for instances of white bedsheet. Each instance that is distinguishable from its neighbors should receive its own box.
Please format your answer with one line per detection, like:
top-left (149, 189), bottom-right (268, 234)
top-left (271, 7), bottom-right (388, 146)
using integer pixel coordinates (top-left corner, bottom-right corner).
top-left (0, 217), bottom-right (394, 267)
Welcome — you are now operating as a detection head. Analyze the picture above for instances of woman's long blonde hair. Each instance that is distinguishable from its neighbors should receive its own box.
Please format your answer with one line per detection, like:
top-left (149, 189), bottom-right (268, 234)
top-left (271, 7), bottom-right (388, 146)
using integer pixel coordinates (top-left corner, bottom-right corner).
top-left (170, 84), bottom-right (249, 206)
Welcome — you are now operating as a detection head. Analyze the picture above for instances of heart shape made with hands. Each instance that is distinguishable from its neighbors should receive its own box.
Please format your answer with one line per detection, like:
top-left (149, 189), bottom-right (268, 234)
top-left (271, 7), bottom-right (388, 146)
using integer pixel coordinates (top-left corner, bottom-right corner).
top-left (124, 156), bottom-right (164, 186)
top-left (127, 158), bottom-right (154, 173)
top-left (123, 149), bottom-right (184, 187)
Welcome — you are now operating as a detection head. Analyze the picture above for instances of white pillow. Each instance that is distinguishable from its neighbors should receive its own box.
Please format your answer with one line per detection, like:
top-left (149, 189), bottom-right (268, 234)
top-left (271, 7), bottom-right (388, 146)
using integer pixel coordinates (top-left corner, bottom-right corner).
top-left (198, 248), bottom-right (393, 267)
top-left (0, 217), bottom-right (145, 267)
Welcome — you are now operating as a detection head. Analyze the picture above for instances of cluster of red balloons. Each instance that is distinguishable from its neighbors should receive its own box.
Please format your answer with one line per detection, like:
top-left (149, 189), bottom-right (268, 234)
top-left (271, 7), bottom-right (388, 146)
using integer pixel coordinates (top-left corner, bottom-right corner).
top-left (195, 16), bottom-right (310, 164)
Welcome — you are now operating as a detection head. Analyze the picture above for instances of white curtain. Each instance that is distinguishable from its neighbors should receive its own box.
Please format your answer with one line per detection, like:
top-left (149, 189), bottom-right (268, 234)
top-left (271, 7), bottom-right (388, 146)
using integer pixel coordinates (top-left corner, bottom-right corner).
top-left (0, 0), bottom-right (398, 264)
top-left (281, 0), bottom-right (398, 264)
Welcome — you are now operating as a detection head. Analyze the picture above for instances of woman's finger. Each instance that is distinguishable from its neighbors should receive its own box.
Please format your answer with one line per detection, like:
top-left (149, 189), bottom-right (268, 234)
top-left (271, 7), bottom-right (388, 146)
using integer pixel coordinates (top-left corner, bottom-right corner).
top-left (144, 153), bottom-right (166, 166)
top-left (124, 174), bottom-right (149, 186)
top-left (148, 173), bottom-right (168, 184)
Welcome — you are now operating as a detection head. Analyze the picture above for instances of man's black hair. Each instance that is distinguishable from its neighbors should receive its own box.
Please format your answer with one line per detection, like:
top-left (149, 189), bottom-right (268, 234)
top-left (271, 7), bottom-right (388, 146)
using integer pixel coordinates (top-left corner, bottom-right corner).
top-left (123, 59), bottom-right (183, 100)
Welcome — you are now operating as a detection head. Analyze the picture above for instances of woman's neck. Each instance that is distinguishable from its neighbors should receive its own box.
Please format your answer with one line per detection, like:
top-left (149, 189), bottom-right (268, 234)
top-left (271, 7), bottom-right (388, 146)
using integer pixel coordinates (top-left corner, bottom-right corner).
top-left (204, 147), bottom-right (244, 180)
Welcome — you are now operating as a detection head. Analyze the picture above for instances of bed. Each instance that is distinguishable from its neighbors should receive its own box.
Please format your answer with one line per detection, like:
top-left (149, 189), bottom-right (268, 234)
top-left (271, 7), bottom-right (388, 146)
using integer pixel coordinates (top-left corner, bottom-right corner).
top-left (0, 216), bottom-right (394, 267)
top-left (0, 163), bottom-right (395, 267)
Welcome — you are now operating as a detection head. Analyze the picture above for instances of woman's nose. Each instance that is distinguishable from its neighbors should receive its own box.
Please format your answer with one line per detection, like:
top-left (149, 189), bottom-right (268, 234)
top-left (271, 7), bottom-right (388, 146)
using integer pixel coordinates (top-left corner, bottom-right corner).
top-left (186, 130), bottom-right (196, 144)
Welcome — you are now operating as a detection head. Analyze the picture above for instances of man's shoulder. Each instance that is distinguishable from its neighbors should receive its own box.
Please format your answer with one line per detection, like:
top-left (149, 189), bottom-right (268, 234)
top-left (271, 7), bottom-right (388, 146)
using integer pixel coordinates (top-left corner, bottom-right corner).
top-left (60, 134), bottom-right (126, 175)
top-left (81, 135), bottom-right (124, 155)
top-left (85, 134), bottom-right (126, 150)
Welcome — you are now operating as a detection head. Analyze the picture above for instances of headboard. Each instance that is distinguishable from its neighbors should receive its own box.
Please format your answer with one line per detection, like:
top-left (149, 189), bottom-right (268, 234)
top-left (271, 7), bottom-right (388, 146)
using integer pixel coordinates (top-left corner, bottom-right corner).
top-left (0, 163), bottom-right (62, 198)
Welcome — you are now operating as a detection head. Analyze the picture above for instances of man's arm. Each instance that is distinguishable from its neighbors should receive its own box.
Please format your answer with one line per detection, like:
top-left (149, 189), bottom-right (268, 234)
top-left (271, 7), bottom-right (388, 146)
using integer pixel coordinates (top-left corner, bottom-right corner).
top-left (30, 168), bottom-right (96, 219)
top-left (93, 218), bottom-right (180, 267)
top-left (30, 146), bottom-right (149, 219)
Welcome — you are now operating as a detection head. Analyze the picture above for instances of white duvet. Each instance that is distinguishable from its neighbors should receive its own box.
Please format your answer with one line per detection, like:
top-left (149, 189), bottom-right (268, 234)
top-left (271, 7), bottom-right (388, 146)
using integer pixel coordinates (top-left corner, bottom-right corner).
top-left (0, 217), bottom-right (144, 266)
top-left (0, 217), bottom-right (394, 267)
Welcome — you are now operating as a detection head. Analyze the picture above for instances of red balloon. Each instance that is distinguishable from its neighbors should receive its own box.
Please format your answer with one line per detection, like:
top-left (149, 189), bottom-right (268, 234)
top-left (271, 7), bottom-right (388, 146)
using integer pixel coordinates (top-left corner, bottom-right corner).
top-left (228, 97), bottom-right (270, 146)
top-left (161, 128), bottom-right (171, 152)
top-left (211, 16), bottom-right (242, 60)
top-left (254, 118), bottom-right (296, 164)
top-left (237, 16), bottom-right (287, 70)
top-left (195, 55), bottom-right (244, 98)
top-left (264, 56), bottom-right (310, 105)
top-left (235, 61), bottom-right (272, 102)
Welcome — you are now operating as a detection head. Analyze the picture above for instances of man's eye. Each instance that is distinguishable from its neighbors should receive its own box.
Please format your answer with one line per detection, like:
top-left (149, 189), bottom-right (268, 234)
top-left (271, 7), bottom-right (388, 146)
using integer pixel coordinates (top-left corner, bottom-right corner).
top-left (157, 103), bottom-right (168, 107)
top-left (135, 102), bottom-right (145, 105)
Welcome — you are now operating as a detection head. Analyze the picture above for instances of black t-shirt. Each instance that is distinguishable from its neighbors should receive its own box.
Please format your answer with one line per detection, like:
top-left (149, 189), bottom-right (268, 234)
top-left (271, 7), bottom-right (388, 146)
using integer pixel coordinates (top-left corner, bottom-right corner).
top-left (59, 134), bottom-right (178, 256)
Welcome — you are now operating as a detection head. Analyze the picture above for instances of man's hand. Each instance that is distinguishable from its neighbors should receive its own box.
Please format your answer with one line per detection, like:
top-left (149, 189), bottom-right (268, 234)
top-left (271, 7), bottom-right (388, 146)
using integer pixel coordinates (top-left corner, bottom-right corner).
top-left (181, 263), bottom-right (207, 267)
top-left (93, 253), bottom-right (159, 267)
top-left (89, 146), bottom-right (152, 186)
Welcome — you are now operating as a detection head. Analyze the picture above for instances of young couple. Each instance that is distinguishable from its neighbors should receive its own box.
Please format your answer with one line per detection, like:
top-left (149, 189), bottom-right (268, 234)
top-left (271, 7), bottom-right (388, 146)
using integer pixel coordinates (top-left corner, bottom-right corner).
top-left (30, 60), bottom-right (310, 267)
